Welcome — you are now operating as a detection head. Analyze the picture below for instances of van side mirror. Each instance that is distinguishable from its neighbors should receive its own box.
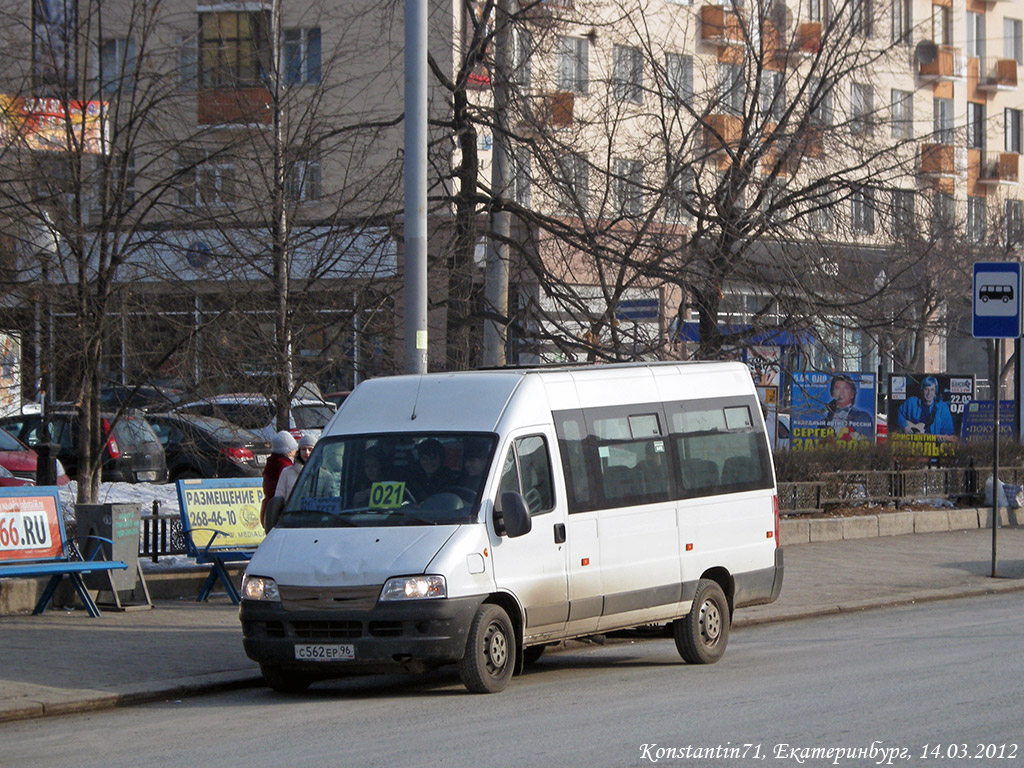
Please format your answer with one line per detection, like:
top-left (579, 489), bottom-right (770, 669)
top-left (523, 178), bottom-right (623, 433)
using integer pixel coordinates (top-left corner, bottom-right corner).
top-left (496, 492), bottom-right (532, 538)
top-left (264, 495), bottom-right (285, 532)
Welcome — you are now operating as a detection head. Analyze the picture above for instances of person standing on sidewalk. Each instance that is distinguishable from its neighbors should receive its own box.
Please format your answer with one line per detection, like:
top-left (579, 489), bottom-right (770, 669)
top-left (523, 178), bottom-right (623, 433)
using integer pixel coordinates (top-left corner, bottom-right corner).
top-left (260, 430), bottom-right (297, 531)
top-left (276, 433), bottom-right (317, 500)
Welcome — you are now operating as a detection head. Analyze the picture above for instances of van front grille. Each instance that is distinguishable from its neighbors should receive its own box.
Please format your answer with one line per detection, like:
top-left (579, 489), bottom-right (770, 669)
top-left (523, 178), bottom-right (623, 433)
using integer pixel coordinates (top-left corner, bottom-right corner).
top-left (291, 620), bottom-right (363, 640)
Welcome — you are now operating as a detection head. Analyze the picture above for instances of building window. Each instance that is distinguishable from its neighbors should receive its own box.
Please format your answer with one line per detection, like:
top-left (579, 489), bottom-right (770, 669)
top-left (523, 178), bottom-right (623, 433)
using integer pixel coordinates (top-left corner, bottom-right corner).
top-left (613, 158), bottom-right (643, 216)
top-left (851, 187), bottom-right (875, 234)
top-left (810, 78), bottom-right (833, 127)
top-left (511, 27), bottom-right (531, 87)
top-left (1007, 109), bottom-right (1023, 153)
top-left (932, 191), bottom-right (955, 238)
top-left (178, 151), bottom-right (236, 207)
top-left (933, 5), bottom-right (952, 46)
top-left (510, 146), bottom-right (531, 206)
top-left (556, 152), bottom-right (588, 214)
top-left (966, 12), bottom-right (985, 59)
top-left (968, 103), bottom-right (985, 150)
top-left (1007, 200), bottom-right (1024, 246)
top-left (33, 0), bottom-right (77, 90)
top-left (665, 53), bottom-right (693, 107)
top-left (891, 0), bottom-right (911, 43)
top-left (666, 167), bottom-right (694, 223)
top-left (760, 71), bottom-right (784, 123)
top-left (1006, 19), bottom-right (1023, 64)
top-left (809, 190), bottom-right (835, 233)
top-left (99, 37), bottom-right (136, 94)
top-left (852, 0), bottom-right (872, 36)
top-left (891, 189), bottom-right (915, 239)
top-left (807, 0), bottom-right (829, 23)
top-left (177, 33), bottom-right (198, 90)
top-left (198, 11), bottom-right (270, 88)
top-left (718, 62), bottom-right (745, 116)
top-left (613, 45), bottom-right (643, 103)
top-left (284, 28), bottom-right (320, 85)
top-left (967, 196), bottom-right (986, 244)
top-left (556, 36), bottom-right (588, 95)
top-left (934, 98), bottom-right (954, 144)
top-left (851, 82), bottom-right (873, 134)
top-left (285, 149), bottom-right (321, 202)
top-left (890, 89), bottom-right (913, 139)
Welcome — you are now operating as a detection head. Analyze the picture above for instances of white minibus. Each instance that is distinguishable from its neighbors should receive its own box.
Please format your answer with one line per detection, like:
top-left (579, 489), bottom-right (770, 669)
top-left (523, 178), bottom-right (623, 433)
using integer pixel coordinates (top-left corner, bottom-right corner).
top-left (240, 362), bottom-right (783, 693)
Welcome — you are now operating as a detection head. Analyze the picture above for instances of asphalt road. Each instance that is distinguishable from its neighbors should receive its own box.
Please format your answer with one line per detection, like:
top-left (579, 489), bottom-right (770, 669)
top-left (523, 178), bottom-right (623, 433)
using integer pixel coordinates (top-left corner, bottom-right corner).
top-left (5, 593), bottom-right (1023, 768)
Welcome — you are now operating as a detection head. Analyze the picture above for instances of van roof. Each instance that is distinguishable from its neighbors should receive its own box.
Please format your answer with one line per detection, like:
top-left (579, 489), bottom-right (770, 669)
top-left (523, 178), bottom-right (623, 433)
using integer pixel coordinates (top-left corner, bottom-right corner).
top-left (330, 361), bottom-right (755, 435)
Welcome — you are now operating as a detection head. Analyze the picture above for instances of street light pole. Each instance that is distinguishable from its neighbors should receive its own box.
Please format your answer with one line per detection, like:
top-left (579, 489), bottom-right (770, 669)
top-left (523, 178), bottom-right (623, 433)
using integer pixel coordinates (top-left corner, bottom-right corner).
top-left (404, 0), bottom-right (429, 374)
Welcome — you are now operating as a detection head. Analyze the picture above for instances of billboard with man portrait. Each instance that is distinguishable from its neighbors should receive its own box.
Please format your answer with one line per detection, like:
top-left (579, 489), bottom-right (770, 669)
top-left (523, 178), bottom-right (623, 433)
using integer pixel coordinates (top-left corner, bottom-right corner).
top-left (888, 373), bottom-right (975, 457)
top-left (790, 372), bottom-right (877, 450)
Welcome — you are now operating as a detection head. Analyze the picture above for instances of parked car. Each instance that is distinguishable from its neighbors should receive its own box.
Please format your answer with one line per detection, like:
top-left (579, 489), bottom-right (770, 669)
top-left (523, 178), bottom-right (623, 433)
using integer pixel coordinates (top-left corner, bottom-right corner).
top-left (145, 412), bottom-right (272, 481)
top-left (0, 428), bottom-right (69, 485)
top-left (0, 463), bottom-right (33, 487)
top-left (324, 390), bottom-right (351, 409)
top-left (99, 383), bottom-right (185, 413)
top-left (0, 410), bottom-right (167, 484)
top-left (172, 394), bottom-right (336, 442)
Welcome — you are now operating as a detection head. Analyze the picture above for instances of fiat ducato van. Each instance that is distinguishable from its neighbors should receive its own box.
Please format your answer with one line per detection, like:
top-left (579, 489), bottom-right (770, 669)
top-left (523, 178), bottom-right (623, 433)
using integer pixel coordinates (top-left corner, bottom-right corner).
top-left (240, 362), bottom-right (783, 693)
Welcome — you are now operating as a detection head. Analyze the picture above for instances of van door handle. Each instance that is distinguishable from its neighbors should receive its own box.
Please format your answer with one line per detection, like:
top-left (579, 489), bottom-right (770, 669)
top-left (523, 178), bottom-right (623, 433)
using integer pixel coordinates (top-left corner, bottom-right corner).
top-left (553, 523), bottom-right (566, 544)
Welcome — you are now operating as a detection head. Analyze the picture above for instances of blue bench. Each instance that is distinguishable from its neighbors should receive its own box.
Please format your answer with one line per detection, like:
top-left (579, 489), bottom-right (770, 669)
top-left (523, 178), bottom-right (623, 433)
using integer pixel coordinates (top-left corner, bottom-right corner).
top-left (0, 487), bottom-right (128, 618)
top-left (176, 479), bottom-right (266, 605)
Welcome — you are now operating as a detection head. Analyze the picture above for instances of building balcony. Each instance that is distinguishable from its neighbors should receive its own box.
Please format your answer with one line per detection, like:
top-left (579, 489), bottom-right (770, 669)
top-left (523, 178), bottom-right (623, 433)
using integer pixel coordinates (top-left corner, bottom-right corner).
top-left (791, 22), bottom-right (822, 59)
top-left (520, 0), bottom-right (573, 23)
top-left (918, 45), bottom-right (965, 81)
top-left (701, 5), bottom-right (745, 48)
top-left (525, 91), bottom-right (574, 129)
top-left (197, 87), bottom-right (271, 126)
top-left (920, 143), bottom-right (966, 177)
top-left (976, 58), bottom-right (1019, 91)
top-left (978, 152), bottom-right (1019, 185)
top-left (702, 113), bottom-right (743, 151)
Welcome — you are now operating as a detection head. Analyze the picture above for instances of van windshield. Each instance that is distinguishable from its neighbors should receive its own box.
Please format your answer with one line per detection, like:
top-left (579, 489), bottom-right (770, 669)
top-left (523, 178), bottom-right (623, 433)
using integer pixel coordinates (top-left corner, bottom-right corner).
top-left (277, 432), bottom-right (498, 528)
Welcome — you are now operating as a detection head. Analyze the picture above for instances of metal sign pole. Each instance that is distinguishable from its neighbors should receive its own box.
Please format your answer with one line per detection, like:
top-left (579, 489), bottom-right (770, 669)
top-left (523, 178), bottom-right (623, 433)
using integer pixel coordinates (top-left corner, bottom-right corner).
top-left (992, 338), bottom-right (1000, 578)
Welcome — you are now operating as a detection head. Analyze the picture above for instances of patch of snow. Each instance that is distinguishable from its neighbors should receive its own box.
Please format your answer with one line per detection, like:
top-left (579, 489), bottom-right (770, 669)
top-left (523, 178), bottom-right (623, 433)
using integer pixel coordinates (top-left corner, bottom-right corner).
top-left (61, 481), bottom-right (180, 522)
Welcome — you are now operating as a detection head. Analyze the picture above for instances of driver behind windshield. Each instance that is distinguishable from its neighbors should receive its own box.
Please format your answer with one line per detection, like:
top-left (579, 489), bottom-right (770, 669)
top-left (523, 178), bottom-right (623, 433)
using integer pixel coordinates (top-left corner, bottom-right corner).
top-left (411, 438), bottom-right (458, 499)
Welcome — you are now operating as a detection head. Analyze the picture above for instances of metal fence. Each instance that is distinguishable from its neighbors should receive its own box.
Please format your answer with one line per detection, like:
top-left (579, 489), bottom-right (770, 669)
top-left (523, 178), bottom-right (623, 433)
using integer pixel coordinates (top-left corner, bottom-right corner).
top-left (139, 501), bottom-right (187, 561)
top-left (778, 465), bottom-right (1024, 516)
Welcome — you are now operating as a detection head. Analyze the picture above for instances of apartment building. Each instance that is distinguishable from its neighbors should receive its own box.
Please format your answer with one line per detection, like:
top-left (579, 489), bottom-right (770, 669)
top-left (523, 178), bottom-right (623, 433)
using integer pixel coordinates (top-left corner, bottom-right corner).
top-left (0, 0), bottom-right (1021, 399)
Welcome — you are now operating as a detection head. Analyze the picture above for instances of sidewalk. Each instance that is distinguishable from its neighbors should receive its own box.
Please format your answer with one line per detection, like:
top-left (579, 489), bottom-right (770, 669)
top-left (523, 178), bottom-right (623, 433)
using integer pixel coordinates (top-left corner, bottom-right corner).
top-left (2, 526), bottom-right (1023, 723)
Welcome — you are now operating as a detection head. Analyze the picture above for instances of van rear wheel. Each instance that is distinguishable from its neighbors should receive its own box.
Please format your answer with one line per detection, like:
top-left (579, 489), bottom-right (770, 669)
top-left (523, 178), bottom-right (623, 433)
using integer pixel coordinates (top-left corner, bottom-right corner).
top-left (459, 604), bottom-right (515, 693)
top-left (674, 579), bottom-right (729, 664)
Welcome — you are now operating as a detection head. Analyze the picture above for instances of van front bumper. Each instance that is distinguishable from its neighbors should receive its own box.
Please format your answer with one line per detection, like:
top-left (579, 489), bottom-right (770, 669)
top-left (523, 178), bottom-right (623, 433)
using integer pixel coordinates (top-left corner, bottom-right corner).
top-left (240, 595), bottom-right (484, 675)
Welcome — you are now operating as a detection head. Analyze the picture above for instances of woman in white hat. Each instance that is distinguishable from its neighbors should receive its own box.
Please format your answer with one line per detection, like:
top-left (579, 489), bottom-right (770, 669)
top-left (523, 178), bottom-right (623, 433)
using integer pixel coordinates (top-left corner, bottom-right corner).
top-left (275, 432), bottom-right (317, 500)
top-left (260, 430), bottom-right (297, 530)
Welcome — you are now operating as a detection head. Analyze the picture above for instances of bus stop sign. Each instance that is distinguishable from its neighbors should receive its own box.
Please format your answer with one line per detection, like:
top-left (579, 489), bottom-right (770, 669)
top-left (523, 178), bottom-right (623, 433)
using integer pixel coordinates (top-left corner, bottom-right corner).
top-left (973, 262), bottom-right (1022, 339)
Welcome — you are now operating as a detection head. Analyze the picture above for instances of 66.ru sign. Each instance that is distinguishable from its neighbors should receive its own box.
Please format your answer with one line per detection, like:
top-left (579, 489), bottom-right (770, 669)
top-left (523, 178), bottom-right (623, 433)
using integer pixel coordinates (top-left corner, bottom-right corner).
top-left (0, 509), bottom-right (54, 551)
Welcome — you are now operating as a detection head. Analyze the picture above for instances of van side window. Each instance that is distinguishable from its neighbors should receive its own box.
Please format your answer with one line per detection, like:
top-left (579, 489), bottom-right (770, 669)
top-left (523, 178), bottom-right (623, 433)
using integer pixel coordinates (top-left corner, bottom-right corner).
top-left (670, 401), bottom-right (771, 495)
top-left (553, 411), bottom-right (592, 512)
top-left (499, 436), bottom-right (554, 516)
top-left (591, 411), bottom-right (672, 507)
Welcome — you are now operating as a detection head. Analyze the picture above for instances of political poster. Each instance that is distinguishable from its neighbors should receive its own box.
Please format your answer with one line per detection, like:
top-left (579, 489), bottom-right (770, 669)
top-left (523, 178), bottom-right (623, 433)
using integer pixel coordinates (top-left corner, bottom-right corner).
top-left (888, 373), bottom-right (975, 457)
top-left (790, 372), bottom-right (877, 449)
top-left (176, 478), bottom-right (265, 550)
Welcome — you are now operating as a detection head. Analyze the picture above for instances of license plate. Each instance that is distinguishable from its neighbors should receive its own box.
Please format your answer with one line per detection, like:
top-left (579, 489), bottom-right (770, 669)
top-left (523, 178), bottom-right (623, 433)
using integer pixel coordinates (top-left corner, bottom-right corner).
top-left (137, 470), bottom-right (158, 481)
top-left (255, 455), bottom-right (267, 466)
top-left (294, 643), bottom-right (355, 662)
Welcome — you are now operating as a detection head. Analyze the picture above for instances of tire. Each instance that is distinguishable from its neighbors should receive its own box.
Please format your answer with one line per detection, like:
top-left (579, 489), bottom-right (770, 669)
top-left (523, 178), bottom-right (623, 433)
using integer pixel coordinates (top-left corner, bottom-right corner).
top-left (674, 579), bottom-right (729, 664)
top-left (260, 664), bottom-right (313, 693)
top-left (459, 604), bottom-right (515, 693)
top-left (523, 644), bottom-right (545, 665)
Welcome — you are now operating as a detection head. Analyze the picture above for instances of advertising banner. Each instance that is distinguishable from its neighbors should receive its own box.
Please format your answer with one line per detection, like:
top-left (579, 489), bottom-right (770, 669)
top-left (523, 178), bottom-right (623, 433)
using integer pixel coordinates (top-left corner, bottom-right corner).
top-left (0, 95), bottom-right (108, 154)
top-left (176, 478), bottom-right (265, 550)
top-left (888, 373), bottom-right (975, 457)
top-left (960, 400), bottom-right (1015, 442)
top-left (790, 372), bottom-right (877, 449)
top-left (0, 487), bottom-right (64, 562)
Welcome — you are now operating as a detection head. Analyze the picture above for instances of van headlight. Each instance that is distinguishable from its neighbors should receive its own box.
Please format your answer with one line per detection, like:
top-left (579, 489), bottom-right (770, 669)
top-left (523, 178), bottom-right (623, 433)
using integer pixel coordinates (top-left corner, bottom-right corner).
top-left (380, 575), bottom-right (447, 601)
top-left (241, 575), bottom-right (280, 601)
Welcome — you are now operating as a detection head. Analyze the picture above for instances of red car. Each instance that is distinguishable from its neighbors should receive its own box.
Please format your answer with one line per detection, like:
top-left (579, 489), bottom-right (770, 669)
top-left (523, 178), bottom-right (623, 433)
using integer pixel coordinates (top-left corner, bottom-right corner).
top-left (0, 428), bottom-right (68, 485)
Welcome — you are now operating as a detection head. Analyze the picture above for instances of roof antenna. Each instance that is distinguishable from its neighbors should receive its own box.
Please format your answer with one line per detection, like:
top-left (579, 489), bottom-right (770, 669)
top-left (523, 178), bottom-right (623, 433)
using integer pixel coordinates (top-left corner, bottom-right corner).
top-left (410, 375), bottom-right (424, 420)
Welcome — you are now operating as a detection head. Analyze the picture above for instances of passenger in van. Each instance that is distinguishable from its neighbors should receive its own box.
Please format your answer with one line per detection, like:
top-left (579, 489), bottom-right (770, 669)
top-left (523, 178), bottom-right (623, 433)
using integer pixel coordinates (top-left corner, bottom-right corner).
top-left (411, 438), bottom-right (458, 499)
top-left (353, 446), bottom-right (388, 506)
top-left (458, 441), bottom-right (489, 492)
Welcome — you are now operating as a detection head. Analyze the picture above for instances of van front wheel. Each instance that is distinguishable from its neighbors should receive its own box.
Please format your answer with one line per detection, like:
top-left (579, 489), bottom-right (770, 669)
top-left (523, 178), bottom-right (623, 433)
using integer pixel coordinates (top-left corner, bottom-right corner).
top-left (674, 579), bottom-right (729, 664)
top-left (459, 604), bottom-right (515, 693)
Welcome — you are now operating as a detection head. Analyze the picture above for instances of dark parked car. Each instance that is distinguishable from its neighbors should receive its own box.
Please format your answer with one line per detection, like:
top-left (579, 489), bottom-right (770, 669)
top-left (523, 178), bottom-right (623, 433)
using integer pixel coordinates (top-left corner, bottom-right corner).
top-left (145, 412), bottom-right (272, 481)
top-left (0, 410), bottom-right (167, 484)
top-left (99, 383), bottom-right (184, 413)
